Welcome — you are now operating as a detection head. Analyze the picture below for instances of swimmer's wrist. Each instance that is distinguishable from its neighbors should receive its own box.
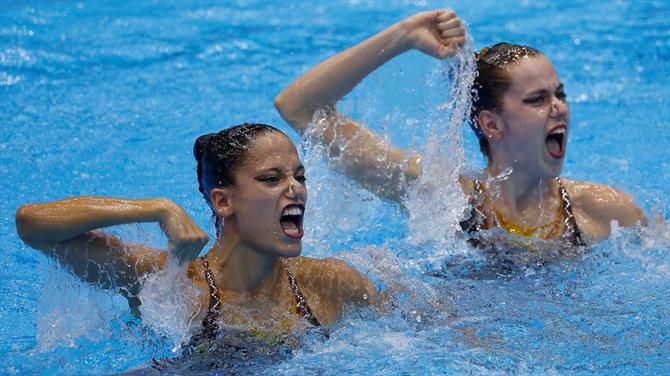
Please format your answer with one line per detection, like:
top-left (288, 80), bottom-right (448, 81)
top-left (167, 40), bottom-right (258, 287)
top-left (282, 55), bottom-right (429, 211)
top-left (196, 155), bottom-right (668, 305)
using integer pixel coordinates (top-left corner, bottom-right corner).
top-left (145, 198), bottom-right (175, 222)
top-left (392, 19), bottom-right (417, 53)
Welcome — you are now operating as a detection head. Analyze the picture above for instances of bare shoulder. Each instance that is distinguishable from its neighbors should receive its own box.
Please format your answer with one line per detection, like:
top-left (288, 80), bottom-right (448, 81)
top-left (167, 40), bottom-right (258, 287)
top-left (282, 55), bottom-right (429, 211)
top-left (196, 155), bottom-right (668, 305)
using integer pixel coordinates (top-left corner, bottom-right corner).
top-left (111, 239), bottom-right (169, 278)
top-left (288, 256), bottom-right (376, 301)
top-left (289, 256), bottom-right (367, 283)
top-left (561, 179), bottom-right (646, 227)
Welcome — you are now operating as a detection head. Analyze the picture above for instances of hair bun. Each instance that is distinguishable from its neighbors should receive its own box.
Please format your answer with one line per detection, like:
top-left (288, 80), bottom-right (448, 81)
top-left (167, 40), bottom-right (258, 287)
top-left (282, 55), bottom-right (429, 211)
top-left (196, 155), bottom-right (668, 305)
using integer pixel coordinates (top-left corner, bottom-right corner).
top-left (193, 133), bottom-right (214, 162)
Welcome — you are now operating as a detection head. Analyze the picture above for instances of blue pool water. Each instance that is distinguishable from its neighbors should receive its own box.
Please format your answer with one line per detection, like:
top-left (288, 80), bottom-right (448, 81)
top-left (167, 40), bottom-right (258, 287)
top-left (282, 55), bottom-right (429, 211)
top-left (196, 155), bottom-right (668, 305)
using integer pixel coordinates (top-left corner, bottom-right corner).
top-left (2, 0), bottom-right (670, 374)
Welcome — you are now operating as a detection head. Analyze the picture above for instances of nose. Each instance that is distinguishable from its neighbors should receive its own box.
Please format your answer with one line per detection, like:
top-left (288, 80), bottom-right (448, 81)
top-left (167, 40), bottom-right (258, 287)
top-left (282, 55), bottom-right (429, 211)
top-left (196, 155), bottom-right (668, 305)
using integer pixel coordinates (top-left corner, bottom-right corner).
top-left (286, 176), bottom-right (306, 201)
top-left (550, 96), bottom-right (568, 118)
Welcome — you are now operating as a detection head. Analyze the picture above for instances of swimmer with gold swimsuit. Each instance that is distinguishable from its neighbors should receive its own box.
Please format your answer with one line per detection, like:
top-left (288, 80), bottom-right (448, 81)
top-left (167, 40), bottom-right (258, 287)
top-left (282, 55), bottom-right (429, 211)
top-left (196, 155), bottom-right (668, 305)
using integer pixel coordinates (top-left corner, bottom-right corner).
top-left (275, 10), bottom-right (646, 251)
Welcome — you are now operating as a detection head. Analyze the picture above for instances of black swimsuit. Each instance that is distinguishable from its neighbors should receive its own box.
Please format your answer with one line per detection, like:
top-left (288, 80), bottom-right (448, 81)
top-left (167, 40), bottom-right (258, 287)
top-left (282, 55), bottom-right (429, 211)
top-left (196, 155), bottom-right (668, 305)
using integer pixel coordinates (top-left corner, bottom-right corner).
top-left (200, 257), bottom-right (320, 337)
top-left (149, 258), bottom-right (321, 373)
top-left (460, 177), bottom-right (586, 247)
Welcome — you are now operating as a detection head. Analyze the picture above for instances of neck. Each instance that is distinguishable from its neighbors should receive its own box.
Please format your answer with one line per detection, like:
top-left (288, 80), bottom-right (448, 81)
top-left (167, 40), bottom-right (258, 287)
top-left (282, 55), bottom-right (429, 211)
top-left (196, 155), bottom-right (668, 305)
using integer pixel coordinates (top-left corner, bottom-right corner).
top-left (485, 163), bottom-right (558, 217)
top-left (207, 233), bottom-right (283, 297)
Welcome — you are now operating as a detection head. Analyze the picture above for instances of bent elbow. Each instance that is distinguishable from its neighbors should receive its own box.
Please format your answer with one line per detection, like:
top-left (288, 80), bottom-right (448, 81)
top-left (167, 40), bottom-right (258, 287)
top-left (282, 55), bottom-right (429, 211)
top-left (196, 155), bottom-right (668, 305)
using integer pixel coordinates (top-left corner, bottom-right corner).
top-left (15, 204), bottom-right (37, 244)
top-left (274, 92), bottom-right (312, 131)
top-left (273, 93), bottom-right (295, 123)
top-left (273, 92), bottom-right (286, 113)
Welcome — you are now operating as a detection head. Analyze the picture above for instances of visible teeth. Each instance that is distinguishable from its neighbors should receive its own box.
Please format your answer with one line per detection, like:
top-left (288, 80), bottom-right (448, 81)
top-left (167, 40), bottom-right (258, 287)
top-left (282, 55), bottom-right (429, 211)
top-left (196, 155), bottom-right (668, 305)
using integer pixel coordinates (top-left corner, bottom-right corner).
top-left (284, 227), bottom-right (299, 235)
top-left (551, 128), bottom-right (566, 135)
top-left (281, 207), bottom-right (303, 216)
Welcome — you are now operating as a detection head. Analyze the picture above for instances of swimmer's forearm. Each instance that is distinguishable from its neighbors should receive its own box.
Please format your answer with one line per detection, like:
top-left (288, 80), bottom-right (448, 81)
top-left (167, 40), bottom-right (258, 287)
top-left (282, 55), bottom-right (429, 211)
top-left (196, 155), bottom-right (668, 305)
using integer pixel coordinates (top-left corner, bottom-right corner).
top-left (16, 196), bottom-right (171, 245)
top-left (275, 19), bottom-right (412, 128)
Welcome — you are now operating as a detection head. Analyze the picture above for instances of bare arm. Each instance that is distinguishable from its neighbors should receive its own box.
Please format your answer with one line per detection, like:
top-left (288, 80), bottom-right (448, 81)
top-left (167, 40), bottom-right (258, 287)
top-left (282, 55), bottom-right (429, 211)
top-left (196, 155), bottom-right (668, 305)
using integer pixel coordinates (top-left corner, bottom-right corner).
top-left (589, 186), bottom-right (647, 229)
top-left (275, 9), bottom-right (465, 202)
top-left (15, 196), bottom-right (208, 304)
top-left (565, 180), bottom-right (647, 241)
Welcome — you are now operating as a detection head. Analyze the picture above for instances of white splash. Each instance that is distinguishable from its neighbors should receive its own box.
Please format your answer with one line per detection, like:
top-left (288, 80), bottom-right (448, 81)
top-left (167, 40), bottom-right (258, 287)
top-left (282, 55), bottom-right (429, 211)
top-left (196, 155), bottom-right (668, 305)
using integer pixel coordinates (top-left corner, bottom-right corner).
top-left (36, 262), bottom-right (120, 351)
top-left (138, 256), bottom-right (203, 352)
top-left (298, 33), bottom-right (477, 266)
top-left (402, 35), bottom-right (477, 261)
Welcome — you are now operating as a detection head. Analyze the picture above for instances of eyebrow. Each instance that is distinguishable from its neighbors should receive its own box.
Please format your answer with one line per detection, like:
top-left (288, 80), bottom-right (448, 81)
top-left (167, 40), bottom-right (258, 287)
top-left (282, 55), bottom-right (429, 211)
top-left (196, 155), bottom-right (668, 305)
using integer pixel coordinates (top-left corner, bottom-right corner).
top-left (526, 82), bottom-right (564, 96)
top-left (257, 165), bottom-right (305, 174)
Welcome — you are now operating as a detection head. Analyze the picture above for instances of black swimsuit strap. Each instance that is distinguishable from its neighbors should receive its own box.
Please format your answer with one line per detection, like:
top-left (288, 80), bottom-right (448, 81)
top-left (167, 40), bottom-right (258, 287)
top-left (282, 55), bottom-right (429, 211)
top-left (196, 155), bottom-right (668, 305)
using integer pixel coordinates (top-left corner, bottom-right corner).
top-left (285, 267), bottom-right (321, 327)
top-left (556, 178), bottom-right (586, 246)
top-left (460, 179), bottom-right (487, 235)
top-left (200, 258), bottom-right (320, 329)
top-left (200, 257), bottom-right (222, 336)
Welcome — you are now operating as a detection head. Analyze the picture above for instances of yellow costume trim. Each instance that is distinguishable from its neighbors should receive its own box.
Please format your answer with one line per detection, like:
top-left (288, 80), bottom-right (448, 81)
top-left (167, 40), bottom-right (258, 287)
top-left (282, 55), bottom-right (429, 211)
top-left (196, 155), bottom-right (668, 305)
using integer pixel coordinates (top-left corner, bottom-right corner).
top-left (493, 198), bottom-right (564, 239)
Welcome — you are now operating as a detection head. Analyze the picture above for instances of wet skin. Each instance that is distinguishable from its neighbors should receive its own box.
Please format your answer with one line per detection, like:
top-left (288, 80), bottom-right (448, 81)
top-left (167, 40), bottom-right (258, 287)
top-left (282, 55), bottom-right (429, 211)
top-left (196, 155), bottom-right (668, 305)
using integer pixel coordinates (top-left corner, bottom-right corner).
top-left (495, 54), bottom-right (569, 180)
top-left (224, 133), bottom-right (307, 258)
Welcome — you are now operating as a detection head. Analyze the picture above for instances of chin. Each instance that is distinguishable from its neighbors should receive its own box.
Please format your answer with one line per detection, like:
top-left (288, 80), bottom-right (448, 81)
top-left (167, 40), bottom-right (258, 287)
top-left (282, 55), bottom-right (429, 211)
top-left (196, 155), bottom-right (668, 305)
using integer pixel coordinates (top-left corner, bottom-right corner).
top-left (279, 249), bottom-right (302, 258)
top-left (541, 157), bottom-right (564, 178)
top-left (276, 242), bottom-right (302, 258)
top-left (550, 162), bottom-right (564, 177)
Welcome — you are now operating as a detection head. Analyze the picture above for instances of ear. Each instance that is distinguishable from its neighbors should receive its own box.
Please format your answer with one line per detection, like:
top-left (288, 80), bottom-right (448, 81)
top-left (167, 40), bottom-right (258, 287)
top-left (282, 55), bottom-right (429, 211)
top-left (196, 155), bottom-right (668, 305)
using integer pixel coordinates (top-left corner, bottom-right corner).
top-left (210, 187), bottom-right (235, 218)
top-left (477, 109), bottom-right (504, 142)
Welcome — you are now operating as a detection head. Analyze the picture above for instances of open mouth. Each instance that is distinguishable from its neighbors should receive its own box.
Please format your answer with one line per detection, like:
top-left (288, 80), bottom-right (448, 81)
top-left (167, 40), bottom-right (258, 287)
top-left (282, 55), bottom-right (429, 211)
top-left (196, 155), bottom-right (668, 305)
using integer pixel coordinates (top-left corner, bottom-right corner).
top-left (545, 126), bottom-right (566, 159)
top-left (279, 204), bottom-right (304, 239)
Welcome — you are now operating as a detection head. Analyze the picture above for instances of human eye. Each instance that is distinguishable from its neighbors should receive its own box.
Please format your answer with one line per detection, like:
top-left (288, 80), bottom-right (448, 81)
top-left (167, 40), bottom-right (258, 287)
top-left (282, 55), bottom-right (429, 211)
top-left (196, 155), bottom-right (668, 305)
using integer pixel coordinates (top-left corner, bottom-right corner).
top-left (524, 93), bottom-right (547, 104)
top-left (296, 174), bottom-right (307, 184)
top-left (257, 174), bottom-right (282, 185)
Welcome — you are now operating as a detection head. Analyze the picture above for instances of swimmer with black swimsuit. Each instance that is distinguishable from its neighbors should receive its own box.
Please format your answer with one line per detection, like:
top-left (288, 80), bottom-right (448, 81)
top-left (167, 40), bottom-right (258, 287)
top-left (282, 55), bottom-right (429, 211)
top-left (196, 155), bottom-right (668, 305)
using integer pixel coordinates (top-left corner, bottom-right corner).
top-left (198, 256), bottom-right (321, 335)
top-left (275, 9), bottom-right (647, 250)
top-left (16, 123), bottom-right (376, 371)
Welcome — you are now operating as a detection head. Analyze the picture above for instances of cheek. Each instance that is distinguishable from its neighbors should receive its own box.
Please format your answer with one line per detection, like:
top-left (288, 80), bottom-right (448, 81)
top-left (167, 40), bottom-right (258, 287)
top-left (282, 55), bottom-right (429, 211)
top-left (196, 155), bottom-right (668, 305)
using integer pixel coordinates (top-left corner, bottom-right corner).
top-left (237, 193), bottom-right (276, 227)
top-left (517, 103), bottom-right (550, 123)
top-left (505, 111), bottom-right (536, 138)
top-left (519, 109), bottom-right (549, 134)
top-left (251, 197), bottom-right (276, 224)
top-left (505, 117), bottom-right (545, 153)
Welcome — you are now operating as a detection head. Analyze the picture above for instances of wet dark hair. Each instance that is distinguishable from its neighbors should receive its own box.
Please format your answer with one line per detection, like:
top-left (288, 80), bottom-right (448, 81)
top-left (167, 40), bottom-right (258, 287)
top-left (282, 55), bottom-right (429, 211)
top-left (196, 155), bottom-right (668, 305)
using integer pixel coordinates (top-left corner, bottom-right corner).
top-left (194, 123), bottom-right (284, 232)
top-left (471, 42), bottom-right (541, 160)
